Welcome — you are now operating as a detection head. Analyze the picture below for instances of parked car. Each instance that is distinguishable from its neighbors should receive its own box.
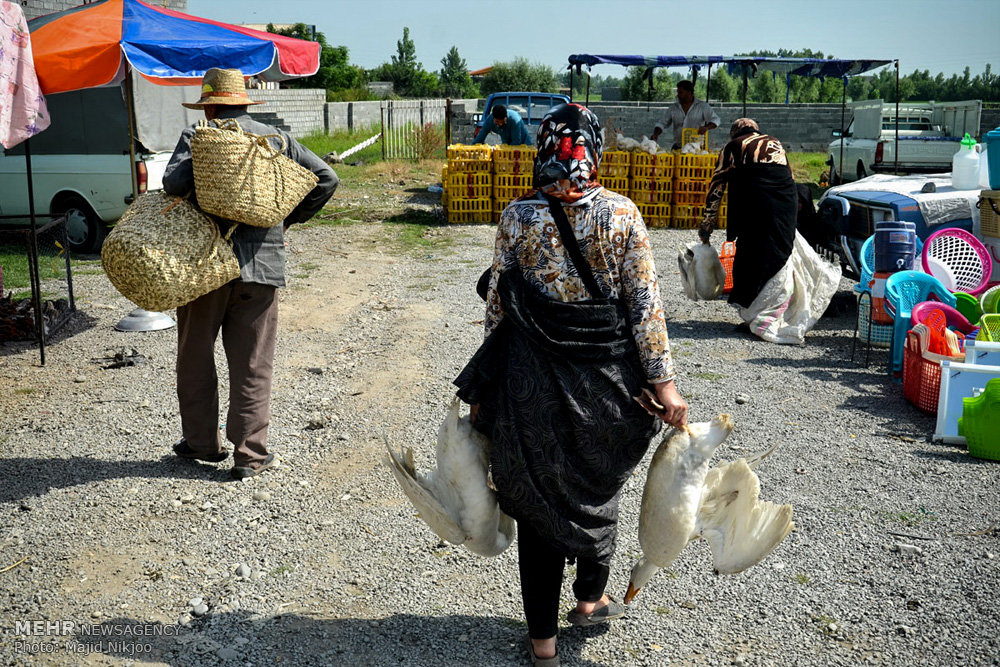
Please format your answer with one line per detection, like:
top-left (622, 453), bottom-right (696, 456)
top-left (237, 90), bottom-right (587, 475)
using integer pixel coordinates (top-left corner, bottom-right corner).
top-left (0, 76), bottom-right (197, 254)
top-left (827, 99), bottom-right (981, 183)
top-left (808, 174), bottom-right (976, 279)
top-left (472, 91), bottom-right (571, 140)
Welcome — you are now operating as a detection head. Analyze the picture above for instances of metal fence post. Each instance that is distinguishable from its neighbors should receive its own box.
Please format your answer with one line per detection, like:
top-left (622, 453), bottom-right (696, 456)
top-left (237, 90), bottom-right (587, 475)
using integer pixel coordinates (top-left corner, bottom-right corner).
top-left (445, 98), bottom-right (452, 148)
top-left (380, 103), bottom-right (386, 160)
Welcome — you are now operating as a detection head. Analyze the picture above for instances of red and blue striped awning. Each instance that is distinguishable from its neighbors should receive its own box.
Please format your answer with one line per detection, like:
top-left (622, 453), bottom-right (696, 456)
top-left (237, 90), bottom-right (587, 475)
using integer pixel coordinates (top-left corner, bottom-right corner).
top-left (29, 0), bottom-right (319, 95)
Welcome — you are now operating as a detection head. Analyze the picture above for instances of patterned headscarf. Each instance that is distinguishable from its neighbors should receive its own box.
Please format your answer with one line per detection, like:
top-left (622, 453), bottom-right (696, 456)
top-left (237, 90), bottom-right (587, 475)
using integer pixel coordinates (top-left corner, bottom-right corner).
top-left (730, 117), bottom-right (760, 140)
top-left (533, 103), bottom-right (603, 202)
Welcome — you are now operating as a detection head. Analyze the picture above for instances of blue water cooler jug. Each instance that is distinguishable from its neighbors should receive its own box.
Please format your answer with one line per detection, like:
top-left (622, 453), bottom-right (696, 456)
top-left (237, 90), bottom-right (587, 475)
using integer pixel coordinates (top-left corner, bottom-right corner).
top-left (874, 220), bottom-right (917, 273)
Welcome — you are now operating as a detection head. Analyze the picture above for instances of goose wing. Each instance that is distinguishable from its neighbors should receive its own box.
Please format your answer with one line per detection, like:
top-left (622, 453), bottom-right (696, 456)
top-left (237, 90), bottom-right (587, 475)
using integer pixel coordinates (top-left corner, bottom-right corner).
top-left (677, 244), bottom-right (698, 301)
top-left (696, 459), bottom-right (794, 574)
top-left (384, 444), bottom-right (466, 545)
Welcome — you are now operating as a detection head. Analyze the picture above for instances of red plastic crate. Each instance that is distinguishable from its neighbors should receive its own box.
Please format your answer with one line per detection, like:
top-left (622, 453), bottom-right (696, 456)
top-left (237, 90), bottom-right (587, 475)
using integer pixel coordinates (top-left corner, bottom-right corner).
top-left (720, 241), bottom-right (736, 294)
top-left (902, 324), bottom-right (963, 414)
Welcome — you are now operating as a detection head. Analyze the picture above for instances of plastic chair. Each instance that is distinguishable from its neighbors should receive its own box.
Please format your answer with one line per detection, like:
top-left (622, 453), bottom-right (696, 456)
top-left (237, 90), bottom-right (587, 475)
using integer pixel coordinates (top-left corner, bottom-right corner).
top-left (850, 235), bottom-right (924, 365)
top-left (884, 271), bottom-right (957, 374)
top-left (921, 228), bottom-right (992, 296)
top-left (911, 301), bottom-right (976, 331)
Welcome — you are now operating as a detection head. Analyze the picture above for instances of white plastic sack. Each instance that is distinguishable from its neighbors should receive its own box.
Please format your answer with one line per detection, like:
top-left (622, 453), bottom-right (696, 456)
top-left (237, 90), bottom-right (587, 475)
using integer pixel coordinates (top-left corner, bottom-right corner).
top-left (737, 232), bottom-right (842, 345)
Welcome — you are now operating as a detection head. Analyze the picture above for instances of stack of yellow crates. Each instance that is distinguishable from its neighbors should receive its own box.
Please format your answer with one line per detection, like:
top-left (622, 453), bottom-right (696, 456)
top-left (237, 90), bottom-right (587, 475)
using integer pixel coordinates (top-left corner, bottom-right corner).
top-left (629, 152), bottom-right (674, 228)
top-left (445, 145), bottom-right (493, 223)
top-left (492, 145), bottom-right (535, 222)
top-left (601, 150), bottom-right (631, 196)
top-left (672, 153), bottom-right (718, 229)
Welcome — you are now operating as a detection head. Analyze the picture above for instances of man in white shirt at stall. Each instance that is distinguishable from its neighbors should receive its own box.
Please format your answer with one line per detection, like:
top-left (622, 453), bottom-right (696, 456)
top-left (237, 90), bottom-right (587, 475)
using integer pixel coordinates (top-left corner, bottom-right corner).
top-left (650, 80), bottom-right (720, 150)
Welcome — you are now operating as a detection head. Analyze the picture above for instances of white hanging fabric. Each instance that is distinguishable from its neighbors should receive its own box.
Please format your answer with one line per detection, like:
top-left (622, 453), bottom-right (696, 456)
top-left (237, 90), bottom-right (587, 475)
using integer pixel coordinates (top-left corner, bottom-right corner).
top-left (0, 1), bottom-right (50, 149)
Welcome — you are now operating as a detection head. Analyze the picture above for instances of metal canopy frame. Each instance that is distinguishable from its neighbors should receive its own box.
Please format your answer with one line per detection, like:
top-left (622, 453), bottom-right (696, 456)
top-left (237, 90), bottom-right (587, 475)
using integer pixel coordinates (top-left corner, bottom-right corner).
top-left (566, 54), bottom-right (899, 177)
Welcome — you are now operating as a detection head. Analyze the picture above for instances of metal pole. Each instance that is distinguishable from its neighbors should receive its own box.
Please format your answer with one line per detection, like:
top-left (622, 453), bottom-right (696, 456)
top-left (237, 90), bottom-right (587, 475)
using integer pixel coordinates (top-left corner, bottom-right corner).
top-left (839, 77), bottom-right (846, 184)
top-left (894, 60), bottom-right (900, 175)
top-left (569, 68), bottom-right (574, 103)
top-left (124, 68), bottom-right (139, 200)
top-left (706, 64), bottom-right (712, 105)
top-left (380, 104), bottom-right (386, 159)
top-left (741, 66), bottom-right (748, 117)
top-left (445, 98), bottom-right (452, 146)
top-left (24, 138), bottom-right (45, 365)
top-left (585, 73), bottom-right (591, 106)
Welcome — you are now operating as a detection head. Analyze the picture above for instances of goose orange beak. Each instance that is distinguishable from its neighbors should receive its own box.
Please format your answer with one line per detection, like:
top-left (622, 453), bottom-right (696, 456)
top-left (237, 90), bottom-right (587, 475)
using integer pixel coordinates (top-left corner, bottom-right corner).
top-left (624, 582), bottom-right (640, 605)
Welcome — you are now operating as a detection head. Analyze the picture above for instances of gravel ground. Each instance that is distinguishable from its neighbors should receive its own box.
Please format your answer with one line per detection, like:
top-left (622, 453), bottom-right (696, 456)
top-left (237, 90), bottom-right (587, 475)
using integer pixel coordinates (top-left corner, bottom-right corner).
top-left (0, 221), bottom-right (997, 667)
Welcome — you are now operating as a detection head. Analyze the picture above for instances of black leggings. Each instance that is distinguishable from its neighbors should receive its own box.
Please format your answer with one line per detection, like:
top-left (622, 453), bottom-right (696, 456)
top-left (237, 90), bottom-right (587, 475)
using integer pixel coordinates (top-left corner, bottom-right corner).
top-left (516, 520), bottom-right (610, 639)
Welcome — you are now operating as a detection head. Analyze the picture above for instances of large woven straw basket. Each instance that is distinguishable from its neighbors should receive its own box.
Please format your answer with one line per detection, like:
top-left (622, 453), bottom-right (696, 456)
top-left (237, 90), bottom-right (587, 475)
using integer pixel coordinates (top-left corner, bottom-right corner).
top-left (101, 192), bottom-right (240, 311)
top-left (191, 119), bottom-right (319, 228)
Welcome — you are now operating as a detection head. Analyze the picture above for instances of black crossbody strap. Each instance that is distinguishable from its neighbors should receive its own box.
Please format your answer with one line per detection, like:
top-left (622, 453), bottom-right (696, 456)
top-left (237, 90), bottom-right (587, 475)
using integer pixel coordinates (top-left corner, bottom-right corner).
top-left (543, 194), bottom-right (604, 299)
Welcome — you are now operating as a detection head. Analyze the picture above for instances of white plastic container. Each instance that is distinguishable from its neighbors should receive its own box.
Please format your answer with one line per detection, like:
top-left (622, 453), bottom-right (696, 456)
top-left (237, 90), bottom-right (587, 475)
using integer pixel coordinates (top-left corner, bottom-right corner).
top-left (951, 132), bottom-right (980, 190)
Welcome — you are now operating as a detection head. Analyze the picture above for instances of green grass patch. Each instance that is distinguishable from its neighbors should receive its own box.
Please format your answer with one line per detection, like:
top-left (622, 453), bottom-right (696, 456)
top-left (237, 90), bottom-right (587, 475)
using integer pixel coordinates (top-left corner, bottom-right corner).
top-left (15, 388), bottom-right (36, 395)
top-left (794, 573), bottom-right (810, 585)
top-left (788, 152), bottom-right (828, 183)
top-left (654, 606), bottom-right (672, 615)
top-left (268, 564), bottom-right (293, 577)
top-left (0, 243), bottom-right (70, 290)
top-left (299, 127), bottom-right (384, 165)
top-left (880, 508), bottom-right (936, 527)
top-left (386, 222), bottom-right (453, 254)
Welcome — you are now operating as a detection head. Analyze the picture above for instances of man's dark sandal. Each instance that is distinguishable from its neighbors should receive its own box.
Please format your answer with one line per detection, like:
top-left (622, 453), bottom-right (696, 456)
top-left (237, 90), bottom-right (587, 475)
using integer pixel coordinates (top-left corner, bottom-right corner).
top-left (230, 453), bottom-right (277, 480)
top-left (566, 597), bottom-right (626, 627)
top-left (173, 438), bottom-right (229, 463)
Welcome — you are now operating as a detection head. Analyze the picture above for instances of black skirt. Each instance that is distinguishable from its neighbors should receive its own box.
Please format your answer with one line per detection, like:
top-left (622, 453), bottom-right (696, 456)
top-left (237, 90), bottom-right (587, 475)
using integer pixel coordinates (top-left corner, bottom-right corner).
top-left (455, 269), bottom-right (661, 564)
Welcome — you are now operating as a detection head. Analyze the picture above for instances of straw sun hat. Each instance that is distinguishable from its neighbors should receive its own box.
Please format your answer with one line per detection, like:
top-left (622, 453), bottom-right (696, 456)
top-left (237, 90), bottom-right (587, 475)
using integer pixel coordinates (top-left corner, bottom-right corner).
top-left (182, 68), bottom-right (263, 110)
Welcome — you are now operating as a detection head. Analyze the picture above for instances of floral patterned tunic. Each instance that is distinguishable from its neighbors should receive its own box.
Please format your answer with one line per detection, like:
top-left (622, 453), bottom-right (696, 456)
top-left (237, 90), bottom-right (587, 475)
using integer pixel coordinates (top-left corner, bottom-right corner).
top-left (484, 187), bottom-right (675, 384)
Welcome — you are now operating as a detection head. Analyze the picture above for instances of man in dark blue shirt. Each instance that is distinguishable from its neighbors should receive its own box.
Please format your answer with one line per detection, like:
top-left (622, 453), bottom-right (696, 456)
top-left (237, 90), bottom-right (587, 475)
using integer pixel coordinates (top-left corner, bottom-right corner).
top-left (473, 104), bottom-right (532, 145)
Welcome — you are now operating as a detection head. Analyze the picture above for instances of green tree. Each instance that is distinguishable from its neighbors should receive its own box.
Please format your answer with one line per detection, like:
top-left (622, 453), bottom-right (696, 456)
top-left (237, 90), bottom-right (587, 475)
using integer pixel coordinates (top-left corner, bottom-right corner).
top-left (439, 46), bottom-right (478, 98)
top-left (369, 27), bottom-right (441, 97)
top-left (620, 67), bottom-right (677, 101)
top-left (706, 67), bottom-right (737, 102)
top-left (480, 58), bottom-right (558, 95)
top-left (749, 72), bottom-right (781, 103)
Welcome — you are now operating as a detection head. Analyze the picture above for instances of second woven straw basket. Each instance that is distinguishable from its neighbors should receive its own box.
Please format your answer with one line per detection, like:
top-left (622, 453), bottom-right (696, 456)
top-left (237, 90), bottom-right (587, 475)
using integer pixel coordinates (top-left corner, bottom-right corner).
top-left (191, 119), bottom-right (318, 227)
top-left (101, 192), bottom-right (241, 311)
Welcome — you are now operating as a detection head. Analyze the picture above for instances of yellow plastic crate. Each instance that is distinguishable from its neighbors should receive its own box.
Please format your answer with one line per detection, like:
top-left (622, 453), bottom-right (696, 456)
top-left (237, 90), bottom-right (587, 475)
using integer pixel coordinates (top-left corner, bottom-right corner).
top-left (674, 153), bottom-right (717, 180)
top-left (495, 185), bottom-right (534, 203)
top-left (603, 150), bottom-right (631, 166)
top-left (447, 144), bottom-right (492, 160)
top-left (448, 158), bottom-right (492, 173)
top-left (981, 190), bottom-right (1000, 238)
top-left (601, 163), bottom-right (630, 179)
top-left (636, 202), bottom-right (671, 228)
top-left (631, 152), bottom-right (675, 180)
top-left (630, 188), bottom-right (673, 205)
top-left (602, 176), bottom-right (629, 194)
top-left (681, 127), bottom-right (708, 150)
top-left (447, 197), bottom-right (492, 223)
top-left (493, 144), bottom-right (535, 174)
top-left (494, 173), bottom-right (532, 189)
top-left (447, 172), bottom-right (492, 199)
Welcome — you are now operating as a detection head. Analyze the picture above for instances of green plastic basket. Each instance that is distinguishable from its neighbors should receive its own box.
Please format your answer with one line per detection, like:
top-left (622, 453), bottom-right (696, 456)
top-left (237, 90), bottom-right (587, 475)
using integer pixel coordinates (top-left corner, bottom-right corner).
top-left (977, 314), bottom-right (1000, 342)
top-left (953, 292), bottom-right (982, 326)
top-left (980, 285), bottom-right (1000, 315)
top-left (959, 379), bottom-right (1000, 461)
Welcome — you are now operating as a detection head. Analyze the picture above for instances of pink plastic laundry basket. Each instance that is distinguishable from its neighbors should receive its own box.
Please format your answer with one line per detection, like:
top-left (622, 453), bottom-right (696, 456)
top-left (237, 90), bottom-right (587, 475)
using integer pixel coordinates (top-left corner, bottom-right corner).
top-left (921, 228), bottom-right (992, 296)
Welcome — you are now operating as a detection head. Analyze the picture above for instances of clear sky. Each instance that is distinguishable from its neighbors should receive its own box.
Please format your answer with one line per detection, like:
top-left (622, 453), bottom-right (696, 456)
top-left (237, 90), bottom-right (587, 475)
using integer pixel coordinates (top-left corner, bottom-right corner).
top-left (187, 0), bottom-right (999, 78)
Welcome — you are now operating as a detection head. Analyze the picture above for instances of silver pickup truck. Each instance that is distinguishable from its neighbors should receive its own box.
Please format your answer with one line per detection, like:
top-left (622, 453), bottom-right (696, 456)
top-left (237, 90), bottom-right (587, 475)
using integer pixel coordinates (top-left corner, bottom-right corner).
top-left (827, 99), bottom-right (982, 183)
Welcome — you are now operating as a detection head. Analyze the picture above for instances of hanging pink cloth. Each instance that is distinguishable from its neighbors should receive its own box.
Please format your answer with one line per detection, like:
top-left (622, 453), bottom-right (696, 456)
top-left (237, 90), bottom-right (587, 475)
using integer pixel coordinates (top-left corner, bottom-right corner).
top-left (0, 1), bottom-right (49, 149)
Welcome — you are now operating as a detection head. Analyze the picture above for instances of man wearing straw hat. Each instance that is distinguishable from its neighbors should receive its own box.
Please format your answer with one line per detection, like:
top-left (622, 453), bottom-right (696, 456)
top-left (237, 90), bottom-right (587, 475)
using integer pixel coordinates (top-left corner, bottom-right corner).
top-left (162, 68), bottom-right (338, 479)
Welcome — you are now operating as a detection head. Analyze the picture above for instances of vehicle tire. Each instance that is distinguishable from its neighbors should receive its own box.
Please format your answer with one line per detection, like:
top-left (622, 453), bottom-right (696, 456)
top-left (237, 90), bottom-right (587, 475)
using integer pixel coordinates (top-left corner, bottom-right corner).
top-left (54, 195), bottom-right (105, 254)
top-left (827, 157), bottom-right (842, 186)
top-left (856, 161), bottom-right (868, 181)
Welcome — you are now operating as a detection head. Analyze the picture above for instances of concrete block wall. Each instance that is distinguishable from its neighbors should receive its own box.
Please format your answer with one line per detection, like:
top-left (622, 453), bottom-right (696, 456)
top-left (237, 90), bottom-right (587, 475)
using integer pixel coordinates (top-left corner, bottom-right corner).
top-left (246, 89), bottom-right (326, 138)
top-left (981, 108), bottom-right (1000, 138)
top-left (326, 98), bottom-right (479, 135)
top-left (22, 0), bottom-right (186, 19)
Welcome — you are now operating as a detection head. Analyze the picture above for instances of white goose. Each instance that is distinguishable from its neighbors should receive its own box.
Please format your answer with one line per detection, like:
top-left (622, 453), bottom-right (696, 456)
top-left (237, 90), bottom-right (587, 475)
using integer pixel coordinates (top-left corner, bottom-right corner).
top-left (624, 412), bottom-right (794, 603)
top-left (677, 241), bottom-right (727, 301)
top-left (385, 399), bottom-right (515, 557)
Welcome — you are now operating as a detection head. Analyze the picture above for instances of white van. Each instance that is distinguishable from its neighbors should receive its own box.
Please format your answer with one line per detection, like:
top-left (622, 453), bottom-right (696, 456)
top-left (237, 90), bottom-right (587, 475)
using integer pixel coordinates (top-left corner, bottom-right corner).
top-left (0, 75), bottom-right (199, 253)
